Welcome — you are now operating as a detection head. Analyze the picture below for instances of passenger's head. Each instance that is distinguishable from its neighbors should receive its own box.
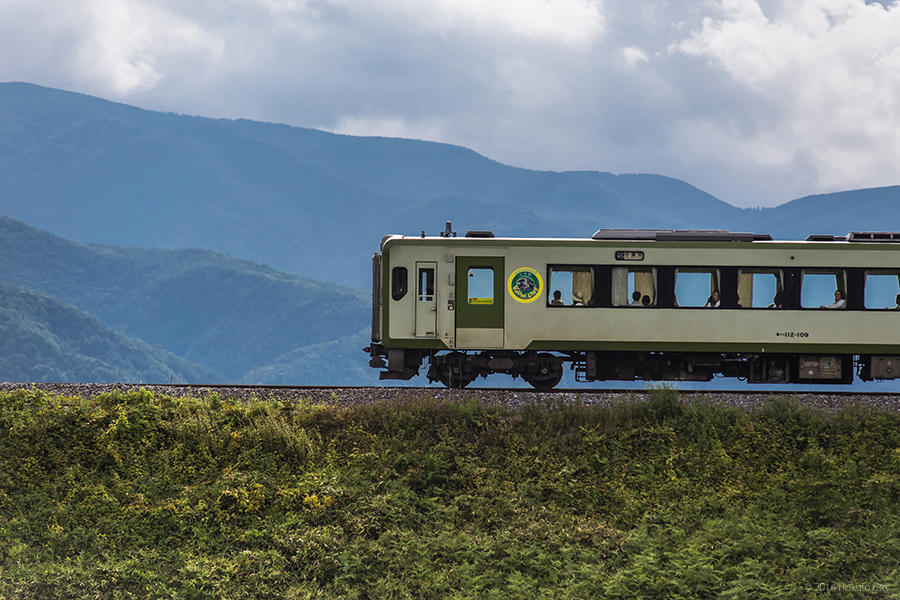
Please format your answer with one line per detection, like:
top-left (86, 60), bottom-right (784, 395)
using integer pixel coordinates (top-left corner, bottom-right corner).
top-left (632, 291), bottom-right (641, 301)
top-left (835, 289), bottom-right (844, 301)
top-left (641, 295), bottom-right (651, 306)
top-left (553, 290), bottom-right (561, 301)
top-left (711, 290), bottom-right (720, 302)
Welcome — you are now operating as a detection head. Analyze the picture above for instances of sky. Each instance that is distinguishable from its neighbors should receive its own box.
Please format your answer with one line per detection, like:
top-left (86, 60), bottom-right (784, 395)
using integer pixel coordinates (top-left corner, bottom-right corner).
top-left (1, 0), bottom-right (898, 207)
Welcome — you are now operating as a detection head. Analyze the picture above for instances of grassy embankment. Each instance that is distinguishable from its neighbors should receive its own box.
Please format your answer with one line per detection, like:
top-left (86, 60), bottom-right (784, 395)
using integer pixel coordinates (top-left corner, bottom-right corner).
top-left (0, 388), bottom-right (897, 599)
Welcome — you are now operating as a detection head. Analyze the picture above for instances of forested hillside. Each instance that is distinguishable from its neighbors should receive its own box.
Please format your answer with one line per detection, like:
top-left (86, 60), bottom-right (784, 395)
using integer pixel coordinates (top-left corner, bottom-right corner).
top-left (0, 216), bottom-right (371, 383)
top-left (0, 282), bottom-right (214, 383)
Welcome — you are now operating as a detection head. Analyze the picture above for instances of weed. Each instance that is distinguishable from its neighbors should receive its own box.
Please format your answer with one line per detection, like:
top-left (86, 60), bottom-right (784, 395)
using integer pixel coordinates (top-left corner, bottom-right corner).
top-left (0, 389), bottom-right (896, 598)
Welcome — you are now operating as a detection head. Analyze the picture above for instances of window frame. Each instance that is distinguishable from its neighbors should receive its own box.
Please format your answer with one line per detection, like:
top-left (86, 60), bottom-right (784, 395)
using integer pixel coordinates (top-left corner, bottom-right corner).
top-left (673, 267), bottom-right (723, 309)
top-left (546, 264), bottom-right (596, 308)
top-left (863, 269), bottom-right (900, 310)
top-left (611, 265), bottom-right (659, 308)
top-left (736, 267), bottom-right (785, 309)
top-left (391, 266), bottom-right (408, 301)
top-left (527, 262), bottom-right (899, 311)
top-left (800, 268), bottom-right (848, 310)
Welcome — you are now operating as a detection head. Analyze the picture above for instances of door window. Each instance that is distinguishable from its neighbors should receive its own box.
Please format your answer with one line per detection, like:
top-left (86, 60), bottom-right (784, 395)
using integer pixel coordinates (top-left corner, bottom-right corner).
top-left (418, 268), bottom-right (434, 301)
top-left (467, 267), bottom-right (494, 304)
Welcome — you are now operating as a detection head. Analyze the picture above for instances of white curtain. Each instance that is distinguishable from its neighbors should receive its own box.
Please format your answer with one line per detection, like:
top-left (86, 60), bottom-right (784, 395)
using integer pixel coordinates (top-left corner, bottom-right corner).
top-left (634, 270), bottom-right (655, 305)
top-left (738, 271), bottom-right (753, 307)
top-left (612, 268), bottom-right (628, 306)
top-left (573, 270), bottom-right (593, 305)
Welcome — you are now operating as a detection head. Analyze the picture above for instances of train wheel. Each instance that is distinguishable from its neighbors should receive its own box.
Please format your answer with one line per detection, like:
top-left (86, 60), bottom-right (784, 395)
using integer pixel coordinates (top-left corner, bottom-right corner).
top-left (523, 353), bottom-right (563, 390)
top-left (523, 371), bottom-right (562, 390)
top-left (439, 372), bottom-right (475, 389)
top-left (435, 353), bottom-right (476, 389)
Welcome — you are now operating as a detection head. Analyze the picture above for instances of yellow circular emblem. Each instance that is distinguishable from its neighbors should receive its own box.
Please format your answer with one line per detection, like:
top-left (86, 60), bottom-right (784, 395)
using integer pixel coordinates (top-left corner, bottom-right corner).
top-left (507, 268), bottom-right (543, 303)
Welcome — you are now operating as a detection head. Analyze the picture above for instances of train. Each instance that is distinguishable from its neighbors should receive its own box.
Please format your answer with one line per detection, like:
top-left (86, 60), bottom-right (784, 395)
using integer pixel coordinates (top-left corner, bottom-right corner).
top-left (364, 223), bottom-right (900, 388)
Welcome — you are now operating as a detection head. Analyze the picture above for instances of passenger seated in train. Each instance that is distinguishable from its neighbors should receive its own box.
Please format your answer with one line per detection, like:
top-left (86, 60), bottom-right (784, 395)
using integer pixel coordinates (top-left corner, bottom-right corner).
top-left (704, 290), bottom-right (721, 308)
top-left (641, 295), bottom-right (651, 307)
top-left (551, 290), bottom-right (564, 306)
top-left (629, 291), bottom-right (643, 306)
top-left (768, 291), bottom-right (784, 309)
top-left (821, 289), bottom-right (847, 309)
top-left (895, 293), bottom-right (900, 309)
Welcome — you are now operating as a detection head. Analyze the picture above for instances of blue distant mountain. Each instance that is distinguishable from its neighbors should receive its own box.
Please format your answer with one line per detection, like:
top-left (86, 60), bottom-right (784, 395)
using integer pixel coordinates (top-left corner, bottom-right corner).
top-left (0, 216), bottom-right (370, 384)
top-left (0, 281), bottom-right (215, 383)
top-left (5, 82), bottom-right (894, 290)
top-left (743, 187), bottom-right (900, 240)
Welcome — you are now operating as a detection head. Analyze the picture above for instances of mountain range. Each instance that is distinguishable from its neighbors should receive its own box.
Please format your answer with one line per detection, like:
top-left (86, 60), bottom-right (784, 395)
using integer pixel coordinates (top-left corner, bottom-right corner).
top-left (0, 215), bottom-right (370, 383)
top-left (0, 81), bottom-right (898, 385)
top-left (0, 281), bottom-right (215, 383)
top-left (3, 82), bottom-right (898, 291)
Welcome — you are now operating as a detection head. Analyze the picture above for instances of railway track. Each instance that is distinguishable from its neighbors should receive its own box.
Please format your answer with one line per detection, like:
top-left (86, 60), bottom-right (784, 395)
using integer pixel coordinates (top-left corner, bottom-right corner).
top-left (2, 381), bottom-right (899, 412)
top-left (4, 381), bottom-right (900, 394)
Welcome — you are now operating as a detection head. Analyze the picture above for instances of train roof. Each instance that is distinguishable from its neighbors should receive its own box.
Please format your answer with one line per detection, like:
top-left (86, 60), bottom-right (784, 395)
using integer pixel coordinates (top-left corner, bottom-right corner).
top-left (384, 223), bottom-right (900, 246)
top-left (592, 229), bottom-right (900, 243)
top-left (591, 229), bottom-right (772, 242)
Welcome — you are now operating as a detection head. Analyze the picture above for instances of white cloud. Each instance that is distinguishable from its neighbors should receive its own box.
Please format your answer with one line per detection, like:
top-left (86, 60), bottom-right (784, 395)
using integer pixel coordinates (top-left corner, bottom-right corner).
top-left (675, 0), bottom-right (900, 202)
top-left (0, 0), bottom-right (223, 97)
top-left (331, 115), bottom-right (448, 141)
top-left (0, 0), bottom-right (898, 207)
top-left (621, 45), bottom-right (649, 66)
top-left (330, 0), bottom-right (607, 44)
top-left (78, 0), bottom-right (224, 95)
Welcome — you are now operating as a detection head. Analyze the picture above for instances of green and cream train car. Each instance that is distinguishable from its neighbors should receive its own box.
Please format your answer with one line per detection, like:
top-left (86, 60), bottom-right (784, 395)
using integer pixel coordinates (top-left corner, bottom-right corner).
top-left (364, 225), bottom-right (900, 388)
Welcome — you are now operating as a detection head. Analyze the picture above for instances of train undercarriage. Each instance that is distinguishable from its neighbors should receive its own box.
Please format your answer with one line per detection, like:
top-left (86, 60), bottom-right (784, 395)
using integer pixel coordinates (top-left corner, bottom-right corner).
top-left (365, 344), bottom-right (900, 389)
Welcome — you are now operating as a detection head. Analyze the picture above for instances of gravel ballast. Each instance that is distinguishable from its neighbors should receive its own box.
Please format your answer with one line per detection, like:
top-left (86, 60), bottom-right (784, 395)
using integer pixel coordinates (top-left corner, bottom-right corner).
top-left (1, 382), bottom-right (898, 413)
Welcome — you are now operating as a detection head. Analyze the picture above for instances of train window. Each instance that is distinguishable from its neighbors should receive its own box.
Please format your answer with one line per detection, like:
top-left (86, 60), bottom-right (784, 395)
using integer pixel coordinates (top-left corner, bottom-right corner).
top-left (864, 270), bottom-right (900, 309)
top-left (737, 268), bottom-right (784, 308)
top-left (674, 268), bottom-right (720, 307)
top-left (418, 268), bottom-right (435, 301)
top-left (548, 266), bottom-right (593, 307)
top-left (391, 266), bottom-right (408, 301)
top-left (612, 267), bottom-right (656, 306)
top-left (801, 269), bottom-right (847, 308)
top-left (467, 267), bottom-right (494, 304)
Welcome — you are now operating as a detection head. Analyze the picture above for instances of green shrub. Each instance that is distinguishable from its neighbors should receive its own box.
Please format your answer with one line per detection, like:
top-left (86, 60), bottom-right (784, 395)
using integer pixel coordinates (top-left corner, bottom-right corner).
top-left (0, 389), bottom-right (896, 599)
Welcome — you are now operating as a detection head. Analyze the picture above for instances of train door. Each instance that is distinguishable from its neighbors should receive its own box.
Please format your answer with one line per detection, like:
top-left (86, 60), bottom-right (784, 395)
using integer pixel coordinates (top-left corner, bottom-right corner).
top-left (455, 256), bottom-right (505, 348)
top-left (414, 261), bottom-right (437, 337)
